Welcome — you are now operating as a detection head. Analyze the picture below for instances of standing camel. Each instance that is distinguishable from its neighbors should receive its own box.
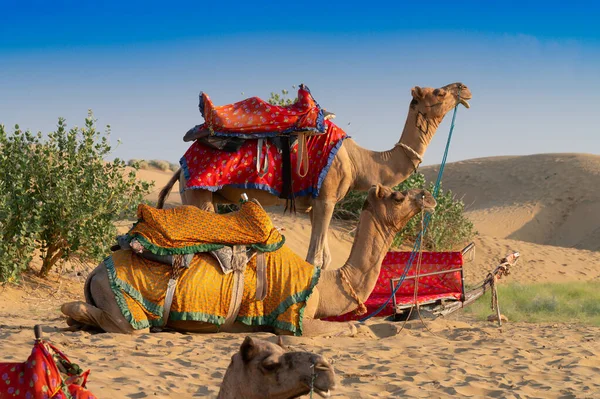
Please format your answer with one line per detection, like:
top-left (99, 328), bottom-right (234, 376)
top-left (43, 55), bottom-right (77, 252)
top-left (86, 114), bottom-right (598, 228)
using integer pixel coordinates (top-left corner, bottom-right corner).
top-left (158, 82), bottom-right (470, 269)
top-left (62, 185), bottom-right (436, 336)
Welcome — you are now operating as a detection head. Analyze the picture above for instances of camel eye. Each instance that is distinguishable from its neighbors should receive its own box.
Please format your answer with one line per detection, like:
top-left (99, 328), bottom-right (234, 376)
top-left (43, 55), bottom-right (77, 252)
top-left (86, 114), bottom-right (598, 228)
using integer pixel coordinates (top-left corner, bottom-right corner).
top-left (261, 360), bottom-right (281, 372)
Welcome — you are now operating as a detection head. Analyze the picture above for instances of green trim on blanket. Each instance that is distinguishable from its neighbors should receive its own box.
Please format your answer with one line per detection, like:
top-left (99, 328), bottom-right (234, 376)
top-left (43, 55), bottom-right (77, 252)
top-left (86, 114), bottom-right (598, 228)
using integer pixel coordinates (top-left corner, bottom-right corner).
top-left (235, 266), bottom-right (321, 336)
top-left (297, 265), bottom-right (321, 335)
top-left (126, 234), bottom-right (225, 255)
top-left (168, 311), bottom-right (226, 325)
top-left (126, 232), bottom-right (286, 256)
top-left (104, 255), bottom-right (165, 330)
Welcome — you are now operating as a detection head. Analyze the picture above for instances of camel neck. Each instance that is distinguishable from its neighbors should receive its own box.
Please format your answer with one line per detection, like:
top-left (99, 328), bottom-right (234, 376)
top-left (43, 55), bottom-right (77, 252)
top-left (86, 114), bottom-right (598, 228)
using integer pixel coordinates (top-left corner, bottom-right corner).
top-left (351, 108), bottom-right (440, 191)
top-left (315, 209), bottom-right (396, 318)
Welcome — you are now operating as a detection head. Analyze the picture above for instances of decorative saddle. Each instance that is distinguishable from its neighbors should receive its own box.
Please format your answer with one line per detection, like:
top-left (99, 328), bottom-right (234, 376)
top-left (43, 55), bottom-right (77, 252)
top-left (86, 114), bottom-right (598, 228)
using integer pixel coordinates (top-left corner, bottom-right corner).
top-left (181, 85), bottom-right (335, 208)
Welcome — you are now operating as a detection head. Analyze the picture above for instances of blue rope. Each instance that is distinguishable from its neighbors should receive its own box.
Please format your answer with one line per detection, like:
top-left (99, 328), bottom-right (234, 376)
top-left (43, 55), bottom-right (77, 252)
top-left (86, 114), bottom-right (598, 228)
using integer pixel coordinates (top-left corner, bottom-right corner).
top-left (359, 91), bottom-right (462, 322)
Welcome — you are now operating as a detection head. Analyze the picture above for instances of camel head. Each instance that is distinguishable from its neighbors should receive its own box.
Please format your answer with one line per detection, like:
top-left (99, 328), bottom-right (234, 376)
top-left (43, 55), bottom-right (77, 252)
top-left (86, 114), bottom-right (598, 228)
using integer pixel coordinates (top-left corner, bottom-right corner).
top-left (411, 82), bottom-right (472, 116)
top-left (364, 184), bottom-right (436, 232)
top-left (409, 82), bottom-right (472, 133)
top-left (218, 336), bottom-right (336, 399)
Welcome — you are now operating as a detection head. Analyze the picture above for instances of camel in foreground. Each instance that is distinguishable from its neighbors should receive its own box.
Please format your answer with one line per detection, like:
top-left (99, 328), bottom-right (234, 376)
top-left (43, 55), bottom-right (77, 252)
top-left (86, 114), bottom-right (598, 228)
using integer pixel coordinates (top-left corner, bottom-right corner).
top-left (218, 336), bottom-right (336, 399)
top-left (62, 184), bottom-right (436, 336)
top-left (158, 82), bottom-right (471, 269)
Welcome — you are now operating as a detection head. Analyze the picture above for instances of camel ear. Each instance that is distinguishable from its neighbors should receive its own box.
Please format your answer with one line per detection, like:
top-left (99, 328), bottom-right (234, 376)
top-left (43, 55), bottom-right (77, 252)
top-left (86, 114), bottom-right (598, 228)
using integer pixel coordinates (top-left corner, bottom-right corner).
top-left (277, 336), bottom-right (285, 349)
top-left (411, 86), bottom-right (424, 100)
top-left (241, 336), bottom-right (258, 362)
top-left (375, 184), bottom-right (385, 199)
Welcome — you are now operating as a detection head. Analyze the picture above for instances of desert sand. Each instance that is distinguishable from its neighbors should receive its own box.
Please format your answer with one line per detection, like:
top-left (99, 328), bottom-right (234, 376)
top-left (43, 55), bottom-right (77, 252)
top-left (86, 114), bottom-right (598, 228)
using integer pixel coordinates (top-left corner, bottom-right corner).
top-left (1, 153), bottom-right (600, 398)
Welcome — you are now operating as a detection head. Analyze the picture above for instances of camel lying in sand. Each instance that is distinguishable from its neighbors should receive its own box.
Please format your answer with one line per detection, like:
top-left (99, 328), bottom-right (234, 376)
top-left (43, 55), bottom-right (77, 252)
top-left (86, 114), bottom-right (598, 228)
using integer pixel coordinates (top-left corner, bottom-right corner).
top-left (62, 184), bottom-right (436, 336)
top-left (157, 83), bottom-right (470, 269)
top-left (218, 336), bottom-right (335, 398)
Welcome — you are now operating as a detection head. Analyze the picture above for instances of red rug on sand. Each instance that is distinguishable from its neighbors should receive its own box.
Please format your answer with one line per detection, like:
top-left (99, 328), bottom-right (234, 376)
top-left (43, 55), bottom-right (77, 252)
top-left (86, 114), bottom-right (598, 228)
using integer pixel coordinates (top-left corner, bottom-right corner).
top-left (181, 120), bottom-right (348, 197)
top-left (326, 251), bottom-right (464, 322)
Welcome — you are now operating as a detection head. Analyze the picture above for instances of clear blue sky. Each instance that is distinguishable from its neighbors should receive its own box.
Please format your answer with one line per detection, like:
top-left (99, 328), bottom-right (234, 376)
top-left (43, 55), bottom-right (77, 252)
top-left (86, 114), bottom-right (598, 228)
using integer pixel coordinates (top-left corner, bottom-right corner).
top-left (1, 1), bottom-right (599, 165)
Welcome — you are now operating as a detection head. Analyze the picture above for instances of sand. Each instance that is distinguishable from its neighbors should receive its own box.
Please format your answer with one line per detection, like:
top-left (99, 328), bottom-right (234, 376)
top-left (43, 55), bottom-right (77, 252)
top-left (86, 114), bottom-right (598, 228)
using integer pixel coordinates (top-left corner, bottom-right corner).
top-left (1, 153), bottom-right (600, 398)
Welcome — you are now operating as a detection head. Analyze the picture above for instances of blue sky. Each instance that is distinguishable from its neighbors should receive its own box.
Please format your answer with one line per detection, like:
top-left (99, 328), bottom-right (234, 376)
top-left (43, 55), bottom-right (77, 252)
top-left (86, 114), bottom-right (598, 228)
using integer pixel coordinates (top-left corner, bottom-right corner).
top-left (1, 1), bottom-right (599, 165)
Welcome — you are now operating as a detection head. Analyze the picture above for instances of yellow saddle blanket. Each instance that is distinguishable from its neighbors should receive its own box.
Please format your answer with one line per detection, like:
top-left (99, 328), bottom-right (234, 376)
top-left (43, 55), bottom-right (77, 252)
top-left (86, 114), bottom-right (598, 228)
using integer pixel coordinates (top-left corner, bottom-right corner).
top-left (106, 247), bottom-right (319, 336)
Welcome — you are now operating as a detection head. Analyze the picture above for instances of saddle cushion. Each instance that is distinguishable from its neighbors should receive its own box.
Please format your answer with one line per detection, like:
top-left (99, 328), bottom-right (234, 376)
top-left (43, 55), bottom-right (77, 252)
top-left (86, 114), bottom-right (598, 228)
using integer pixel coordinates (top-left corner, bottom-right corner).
top-left (105, 247), bottom-right (320, 336)
top-left (181, 120), bottom-right (348, 198)
top-left (199, 84), bottom-right (325, 138)
top-left (127, 201), bottom-right (285, 255)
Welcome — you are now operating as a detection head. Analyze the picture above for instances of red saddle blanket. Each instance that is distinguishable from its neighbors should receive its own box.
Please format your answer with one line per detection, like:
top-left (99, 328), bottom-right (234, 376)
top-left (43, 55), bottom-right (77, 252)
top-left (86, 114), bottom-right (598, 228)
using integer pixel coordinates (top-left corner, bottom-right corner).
top-left (199, 84), bottom-right (325, 138)
top-left (181, 120), bottom-right (347, 198)
top-left (0, 341), bottom-right (96, 399)
top-left (326, 251), bottom-right (464, 322)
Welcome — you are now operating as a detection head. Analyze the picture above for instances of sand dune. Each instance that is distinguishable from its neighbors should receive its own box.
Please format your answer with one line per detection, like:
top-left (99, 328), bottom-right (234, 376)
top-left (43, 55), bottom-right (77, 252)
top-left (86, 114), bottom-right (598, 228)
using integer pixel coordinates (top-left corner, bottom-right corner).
top-left (1, 153), bottom-right (599, 398)
top-left (422, 153), bottom-right (600, 251)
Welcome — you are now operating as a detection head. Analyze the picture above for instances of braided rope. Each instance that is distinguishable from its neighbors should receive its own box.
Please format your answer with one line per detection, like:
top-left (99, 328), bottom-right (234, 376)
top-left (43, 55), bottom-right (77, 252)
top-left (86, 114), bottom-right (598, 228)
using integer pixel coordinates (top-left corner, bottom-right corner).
top-left (395, 142), bottom-right (423, 162)
top-left (309, 362), bottom-right (317, 399)
top-left (339, 270), bottom-right (367, 316)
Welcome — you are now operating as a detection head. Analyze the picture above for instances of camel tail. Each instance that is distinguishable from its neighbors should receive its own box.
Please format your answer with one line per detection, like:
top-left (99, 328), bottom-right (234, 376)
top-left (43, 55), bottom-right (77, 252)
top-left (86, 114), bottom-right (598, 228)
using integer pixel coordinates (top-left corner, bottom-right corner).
top-left (157, 168), bottom-right (181, 209)
top-left (84, 266), bottom-right (97, 306)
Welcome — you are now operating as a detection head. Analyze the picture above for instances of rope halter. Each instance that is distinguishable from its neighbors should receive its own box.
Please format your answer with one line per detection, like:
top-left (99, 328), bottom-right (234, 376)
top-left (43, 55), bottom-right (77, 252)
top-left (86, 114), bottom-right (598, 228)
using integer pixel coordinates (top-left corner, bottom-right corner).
top-left (395, 142), bottom-right (423, 173)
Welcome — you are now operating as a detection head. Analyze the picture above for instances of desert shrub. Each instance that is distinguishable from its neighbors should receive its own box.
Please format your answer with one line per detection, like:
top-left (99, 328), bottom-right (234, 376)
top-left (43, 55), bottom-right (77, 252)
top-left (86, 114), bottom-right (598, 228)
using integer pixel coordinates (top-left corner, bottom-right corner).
top-left (129, 159), bottom-right (178, 172)
top-left (216, 204), bottom-right (239, 214)
top-left (333, 172), bottom-right (475, 251)
top-left (148, 159), bottom-right (171, 172)
top-left (0, 112), bottom-right (153, 281)
top-left (268, 87), bottom-right (297, 106)
top-left (128, 159), bottom-right (149, 170)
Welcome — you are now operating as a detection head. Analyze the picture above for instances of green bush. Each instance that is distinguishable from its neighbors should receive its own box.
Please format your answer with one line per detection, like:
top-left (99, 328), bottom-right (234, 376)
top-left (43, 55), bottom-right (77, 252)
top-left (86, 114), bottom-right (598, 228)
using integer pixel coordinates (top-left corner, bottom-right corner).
top-left (0, 112), bottom-right (153, 281)
top-left (128, 159), bottom-right (149, 170)
top-left (333, 172), bottom-right (475, 251)
top-left (129, 159), bottom-right (178, 172)
top-left (148, 159), bottom-right (171, 172)
top-left (268, 87), bottom-right (297, 106)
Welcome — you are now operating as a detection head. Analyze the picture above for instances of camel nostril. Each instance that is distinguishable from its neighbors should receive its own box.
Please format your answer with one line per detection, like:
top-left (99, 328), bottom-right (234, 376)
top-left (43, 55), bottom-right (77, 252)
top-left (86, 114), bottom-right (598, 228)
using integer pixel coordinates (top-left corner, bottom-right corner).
top-left (316, 364), bottom-right (331, 371)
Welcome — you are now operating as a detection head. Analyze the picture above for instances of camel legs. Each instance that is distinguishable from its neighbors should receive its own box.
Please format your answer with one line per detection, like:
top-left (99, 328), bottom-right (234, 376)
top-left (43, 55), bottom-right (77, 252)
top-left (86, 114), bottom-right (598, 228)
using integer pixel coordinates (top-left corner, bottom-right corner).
top-left (61, 265), bottom-right (147, 334)
top-left (306, 200), bottom-right (335, 269)
top-left (179, 173), bottom-right (215, 212)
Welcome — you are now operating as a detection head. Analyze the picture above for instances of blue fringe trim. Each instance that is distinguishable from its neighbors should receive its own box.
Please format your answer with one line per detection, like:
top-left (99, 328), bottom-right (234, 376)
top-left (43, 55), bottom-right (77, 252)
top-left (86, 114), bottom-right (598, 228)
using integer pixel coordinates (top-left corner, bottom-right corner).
top-left (303, 84), bottom-right (325, 134)
top-left (208, 126), bottom-right (325, 139)
top-left (179, 155), bottom-right (191, 193)
top-left (314, 135), bottom-right (349, 198)
top-left (185, 182), bottom-right (282, 197)
top-left (181, 135), bottom-right (349, 199)
top-left (198, 92), bottom-right (205, 117)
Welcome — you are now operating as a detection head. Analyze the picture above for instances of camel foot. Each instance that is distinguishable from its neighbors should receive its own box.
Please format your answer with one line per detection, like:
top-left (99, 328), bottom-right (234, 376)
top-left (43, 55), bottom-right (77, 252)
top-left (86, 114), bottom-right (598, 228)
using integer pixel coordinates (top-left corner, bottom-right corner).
top-left (487, 314), bottom-right (508, 323)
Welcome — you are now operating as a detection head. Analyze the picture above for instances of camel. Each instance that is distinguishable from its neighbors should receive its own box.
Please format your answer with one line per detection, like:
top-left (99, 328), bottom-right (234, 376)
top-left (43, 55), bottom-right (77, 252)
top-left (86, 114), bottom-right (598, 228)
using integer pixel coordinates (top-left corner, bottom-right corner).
top-left (157, 82), bottom-right (470, 270)
top-left (61, 184), bottom-right (436, 336)
top-left (218, 336), bottom-right (336, 398)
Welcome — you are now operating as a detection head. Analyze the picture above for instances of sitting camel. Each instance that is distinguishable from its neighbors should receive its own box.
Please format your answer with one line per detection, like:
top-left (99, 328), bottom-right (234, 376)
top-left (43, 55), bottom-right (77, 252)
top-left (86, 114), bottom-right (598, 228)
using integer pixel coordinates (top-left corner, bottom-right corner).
top-left (61, 184), bottom-right (436, 336)
top-left (218, 336), bottom-right (335, 399)
top-left (157, 82), bottom-right (471, 269)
